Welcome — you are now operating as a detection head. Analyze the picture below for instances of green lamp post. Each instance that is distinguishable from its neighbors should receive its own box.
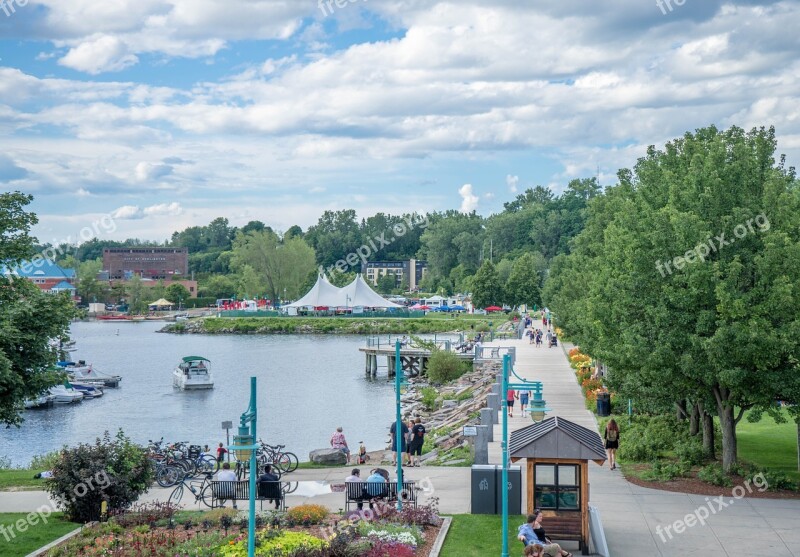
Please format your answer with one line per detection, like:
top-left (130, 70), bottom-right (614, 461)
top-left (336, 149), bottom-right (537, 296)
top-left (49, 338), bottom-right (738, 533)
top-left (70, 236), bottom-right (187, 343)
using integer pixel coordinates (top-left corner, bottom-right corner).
top-left (394, 340), bottom-right (408, 510)
top-left (500, 354), bottom-right (550, 557)
top-left (229, 377), bottom-right (259, 557)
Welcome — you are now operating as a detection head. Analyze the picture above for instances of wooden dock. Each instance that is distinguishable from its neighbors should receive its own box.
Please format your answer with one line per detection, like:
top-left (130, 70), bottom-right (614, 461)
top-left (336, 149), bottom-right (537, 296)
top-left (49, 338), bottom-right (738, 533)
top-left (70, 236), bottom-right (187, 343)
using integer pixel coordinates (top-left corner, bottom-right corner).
top-left (359, 345), bottom-right (474, 377)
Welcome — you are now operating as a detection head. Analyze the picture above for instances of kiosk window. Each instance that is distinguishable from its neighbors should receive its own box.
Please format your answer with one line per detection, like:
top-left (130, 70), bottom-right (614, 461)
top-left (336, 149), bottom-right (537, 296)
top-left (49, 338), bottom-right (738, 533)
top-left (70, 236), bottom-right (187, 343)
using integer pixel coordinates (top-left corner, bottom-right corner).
top-left (534, 464), bottom-right (580, 510)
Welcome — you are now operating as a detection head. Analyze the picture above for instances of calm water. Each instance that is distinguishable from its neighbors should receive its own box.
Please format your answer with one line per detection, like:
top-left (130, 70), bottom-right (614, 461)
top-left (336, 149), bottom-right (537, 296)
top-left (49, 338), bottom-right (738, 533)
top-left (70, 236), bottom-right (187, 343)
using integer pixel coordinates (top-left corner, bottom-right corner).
top-left (1, 322), bottom-right (404, 467)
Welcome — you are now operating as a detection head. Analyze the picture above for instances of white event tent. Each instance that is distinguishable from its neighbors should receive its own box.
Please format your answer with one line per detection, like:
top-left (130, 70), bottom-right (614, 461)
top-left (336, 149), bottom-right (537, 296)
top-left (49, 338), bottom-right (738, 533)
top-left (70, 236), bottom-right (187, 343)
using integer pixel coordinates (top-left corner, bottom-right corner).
top-left (285, 274), bottom-right (403, 309)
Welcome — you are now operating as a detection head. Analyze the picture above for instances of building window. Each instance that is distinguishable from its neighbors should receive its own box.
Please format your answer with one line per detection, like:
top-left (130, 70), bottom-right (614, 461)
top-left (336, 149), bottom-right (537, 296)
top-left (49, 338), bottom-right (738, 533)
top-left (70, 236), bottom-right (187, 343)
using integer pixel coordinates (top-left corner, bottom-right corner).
top-left (534, 464), bottom-right (580, 510)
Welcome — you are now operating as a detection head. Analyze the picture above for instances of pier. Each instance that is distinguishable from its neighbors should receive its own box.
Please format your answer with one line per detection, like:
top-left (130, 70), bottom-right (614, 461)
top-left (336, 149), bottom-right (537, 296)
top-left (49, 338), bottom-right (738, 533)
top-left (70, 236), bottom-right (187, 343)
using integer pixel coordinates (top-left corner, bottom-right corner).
top-left (359, 335), bottom-right (515, 377)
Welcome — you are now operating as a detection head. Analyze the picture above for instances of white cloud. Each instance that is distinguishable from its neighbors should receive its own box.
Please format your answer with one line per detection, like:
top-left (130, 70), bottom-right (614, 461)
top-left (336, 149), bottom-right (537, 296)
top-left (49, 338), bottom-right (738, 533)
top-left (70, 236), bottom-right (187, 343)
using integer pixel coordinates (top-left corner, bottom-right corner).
top-left (112, 205), bottom-right (144, 220)
top-left (143, 202), bottom-right (183, 216)
top-left (58, 35), bottom-right (139, 74)
top-left (506, 174), bottom-right (519, 193)
top-left (459, 184), bottom-right (479, 213)
top-left (111, 202), bottom-right (182, 220)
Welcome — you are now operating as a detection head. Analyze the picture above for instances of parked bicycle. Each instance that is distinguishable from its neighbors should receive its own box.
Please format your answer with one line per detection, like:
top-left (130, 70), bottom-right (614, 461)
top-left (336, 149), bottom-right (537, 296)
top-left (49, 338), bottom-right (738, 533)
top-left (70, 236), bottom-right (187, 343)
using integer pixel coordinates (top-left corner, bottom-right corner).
top-left (167, 472), bottom-right (215, 508)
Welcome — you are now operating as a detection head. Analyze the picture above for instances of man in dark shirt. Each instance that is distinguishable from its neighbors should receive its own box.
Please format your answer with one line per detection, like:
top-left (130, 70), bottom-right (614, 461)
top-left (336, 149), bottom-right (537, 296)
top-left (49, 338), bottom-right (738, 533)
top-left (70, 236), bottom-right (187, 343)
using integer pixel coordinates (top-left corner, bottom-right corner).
top-left (409, 418), bottom-right (426, 467)
top-left (257, 464), bottom-right (282, 509)
top-left (389, 420), bottom-right (409, 466)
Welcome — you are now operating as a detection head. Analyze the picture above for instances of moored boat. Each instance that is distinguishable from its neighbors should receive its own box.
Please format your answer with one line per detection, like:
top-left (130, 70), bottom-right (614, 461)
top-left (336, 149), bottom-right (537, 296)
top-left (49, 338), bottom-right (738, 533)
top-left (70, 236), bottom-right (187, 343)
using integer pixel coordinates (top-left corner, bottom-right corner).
top-left (173, 356), bottom-right (214, 390)
top-left (71, 382), bottom-right (104, 398)
top-left (58, 360), bottom-right (122, 388)
top-left (24, 394), bottom-right (56, 409)
top-left (49, 383), bottom-right (84, 404)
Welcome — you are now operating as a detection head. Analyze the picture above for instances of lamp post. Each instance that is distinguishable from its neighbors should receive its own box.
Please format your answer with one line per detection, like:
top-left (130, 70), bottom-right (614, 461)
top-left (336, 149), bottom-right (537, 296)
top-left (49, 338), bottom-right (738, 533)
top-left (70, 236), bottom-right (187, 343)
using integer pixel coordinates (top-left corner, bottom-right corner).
top-left (229, 377), bottom-right (259, 557)
top-left (500, 354), bottom-right (550, 557)
top-left (394, 340), bottom-right (407, 509)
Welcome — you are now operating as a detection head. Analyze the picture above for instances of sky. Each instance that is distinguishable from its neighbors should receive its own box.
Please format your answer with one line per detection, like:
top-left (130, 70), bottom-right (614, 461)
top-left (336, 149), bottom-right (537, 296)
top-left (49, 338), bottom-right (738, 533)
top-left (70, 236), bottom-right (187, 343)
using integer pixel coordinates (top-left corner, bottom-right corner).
top-left (1, 0), bottom-right (799, 244)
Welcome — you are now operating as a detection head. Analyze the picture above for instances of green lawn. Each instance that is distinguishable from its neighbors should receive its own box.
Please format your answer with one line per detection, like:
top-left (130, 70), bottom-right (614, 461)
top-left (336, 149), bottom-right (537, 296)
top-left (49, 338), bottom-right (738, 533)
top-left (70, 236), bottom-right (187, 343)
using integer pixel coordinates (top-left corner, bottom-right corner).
top-left (0, 469), bottom-right (47, 491)
top-left (736, 409), bottom-right (800, 480)
top-left (0, 512), bottom-right (80, 557)
top-left (439, 514), bottom-right (526, 557)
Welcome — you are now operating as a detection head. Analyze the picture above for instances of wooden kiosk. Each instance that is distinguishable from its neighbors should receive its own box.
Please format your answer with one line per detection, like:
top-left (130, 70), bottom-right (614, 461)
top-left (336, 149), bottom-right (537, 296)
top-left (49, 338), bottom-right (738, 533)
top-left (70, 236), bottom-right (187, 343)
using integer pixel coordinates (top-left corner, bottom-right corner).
top-left (509, 416), bottom-right (606, 554)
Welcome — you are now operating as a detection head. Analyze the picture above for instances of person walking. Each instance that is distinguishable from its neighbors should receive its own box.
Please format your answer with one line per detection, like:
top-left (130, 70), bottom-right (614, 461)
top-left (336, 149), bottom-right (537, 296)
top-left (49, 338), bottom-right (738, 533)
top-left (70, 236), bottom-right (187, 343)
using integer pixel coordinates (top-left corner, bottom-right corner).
top-left (409, 418), bottom-right (426, 467)
top-left (604, 419), bottom-right (619, 470)
top-left (519, 389), bottom-right (530, 417)
top-left (389, 420), bottom-right (409, 466)
top-left (330, 426), bottom-right (351, 464)
top-left (506, 389), bottom-right (518, 417)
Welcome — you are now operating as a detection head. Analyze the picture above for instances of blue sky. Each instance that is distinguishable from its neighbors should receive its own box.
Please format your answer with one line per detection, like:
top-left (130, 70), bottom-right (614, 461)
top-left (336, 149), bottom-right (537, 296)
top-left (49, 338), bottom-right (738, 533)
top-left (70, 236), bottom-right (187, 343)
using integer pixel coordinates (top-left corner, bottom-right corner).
top-left (1, 0), bottom-right (799, 243)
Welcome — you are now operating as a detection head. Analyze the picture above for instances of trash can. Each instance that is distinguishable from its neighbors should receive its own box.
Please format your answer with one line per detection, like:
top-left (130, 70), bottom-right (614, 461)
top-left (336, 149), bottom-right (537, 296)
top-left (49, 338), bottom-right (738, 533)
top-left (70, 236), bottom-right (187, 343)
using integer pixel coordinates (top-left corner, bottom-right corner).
top-left (470, 465), bottom-right (497, 514)
top-left (597, 392), bottom-right (611, 417)
top-left (496, 465), bottom-right (522, 515)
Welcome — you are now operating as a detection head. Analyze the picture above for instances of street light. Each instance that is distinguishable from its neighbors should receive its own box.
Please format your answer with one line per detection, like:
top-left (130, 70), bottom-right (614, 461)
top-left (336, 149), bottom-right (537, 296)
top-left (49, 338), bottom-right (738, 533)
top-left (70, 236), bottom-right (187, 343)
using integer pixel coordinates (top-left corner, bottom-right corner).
top-left (394, 340), bottom-right (408, 510)
top-left (500, 354), bottom-right (550, 557)
top-left (229, 377), bottom-right (259, 557)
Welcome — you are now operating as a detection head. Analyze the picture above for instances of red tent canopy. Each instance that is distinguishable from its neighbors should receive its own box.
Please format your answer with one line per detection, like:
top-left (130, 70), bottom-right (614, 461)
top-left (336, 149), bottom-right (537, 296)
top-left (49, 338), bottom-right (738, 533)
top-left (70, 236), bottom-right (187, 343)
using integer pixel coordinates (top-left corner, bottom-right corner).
top-left (485, 306), bottom-right (503, 312)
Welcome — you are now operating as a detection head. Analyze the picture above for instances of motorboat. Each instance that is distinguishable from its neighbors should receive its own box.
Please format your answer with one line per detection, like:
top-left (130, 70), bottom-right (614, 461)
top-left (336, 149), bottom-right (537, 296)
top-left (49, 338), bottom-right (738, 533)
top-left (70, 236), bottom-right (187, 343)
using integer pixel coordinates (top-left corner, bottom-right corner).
top-left (71, 382), bottom-right (104, 398)
top-left (173, 356), bottom-right (214, 390)
top-left (24, 394), bottom-right (56, 409)
top-left (58, 360), bottom-right (122, 388)
top-left (49, 383), bottom-right (84, 404)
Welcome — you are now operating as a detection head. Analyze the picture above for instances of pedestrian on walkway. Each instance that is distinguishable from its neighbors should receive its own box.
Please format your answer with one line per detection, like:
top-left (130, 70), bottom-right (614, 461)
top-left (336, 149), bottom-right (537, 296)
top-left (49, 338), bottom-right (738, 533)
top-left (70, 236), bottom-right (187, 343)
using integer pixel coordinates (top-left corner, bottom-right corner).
top-left (604, 419), bottom-right (619, 470)
top-left (409, 418), bottom-right (426, 466)
top-left (506, 389), bottom-right (518, 417)
top-left (519, 389), bottom-right (530, 416)
top-left (389, 420), bottom-right (409, 466)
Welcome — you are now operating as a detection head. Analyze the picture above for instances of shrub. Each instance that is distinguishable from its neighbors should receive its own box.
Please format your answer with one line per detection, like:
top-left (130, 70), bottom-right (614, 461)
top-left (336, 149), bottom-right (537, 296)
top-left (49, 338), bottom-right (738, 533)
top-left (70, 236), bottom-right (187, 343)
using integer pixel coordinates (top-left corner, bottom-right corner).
top-left (46, 430), bottom-right (153, 522)
top-left (420, 387), bottom-right (439, 411)
top-left (674, 438), bottom-right (707, 466)
top-left (756, 469), bottom-right (798, 491)
top-left (30, 450), bottom-right (61, 470)
top-left (357, 522), bottom-right (423, 546)
top-left (377, 498), bottom-right (441, 526)
top-left (426, 350), bottom-right (468, 383)
top-left (568, 347), bottom-right (582, 357)
top-left (287, 504), bottom-right (329, 525)
top-left (642, 460), bottom-right (690, 482)
top-left (698, 463), bottom-right (732, 487)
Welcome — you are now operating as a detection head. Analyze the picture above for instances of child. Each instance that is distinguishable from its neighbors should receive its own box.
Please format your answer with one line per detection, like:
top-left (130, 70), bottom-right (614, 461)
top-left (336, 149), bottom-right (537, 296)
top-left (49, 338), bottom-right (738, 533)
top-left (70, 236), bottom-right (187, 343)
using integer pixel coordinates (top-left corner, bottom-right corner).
top-left (358, 441), bottom-right (369, 464)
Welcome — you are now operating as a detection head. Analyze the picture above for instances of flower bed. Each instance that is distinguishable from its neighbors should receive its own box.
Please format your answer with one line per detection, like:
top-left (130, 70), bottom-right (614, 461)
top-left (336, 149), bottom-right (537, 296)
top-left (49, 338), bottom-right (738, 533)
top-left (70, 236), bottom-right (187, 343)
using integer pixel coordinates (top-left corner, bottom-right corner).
top-left (44, 500), bottom-right (443, 556)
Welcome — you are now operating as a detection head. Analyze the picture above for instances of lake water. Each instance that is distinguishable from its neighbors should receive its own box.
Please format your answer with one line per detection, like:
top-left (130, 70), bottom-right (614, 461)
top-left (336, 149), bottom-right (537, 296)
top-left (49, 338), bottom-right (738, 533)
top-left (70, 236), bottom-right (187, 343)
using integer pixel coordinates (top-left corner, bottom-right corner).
top-left (1, 322), bottom-right (413, 468)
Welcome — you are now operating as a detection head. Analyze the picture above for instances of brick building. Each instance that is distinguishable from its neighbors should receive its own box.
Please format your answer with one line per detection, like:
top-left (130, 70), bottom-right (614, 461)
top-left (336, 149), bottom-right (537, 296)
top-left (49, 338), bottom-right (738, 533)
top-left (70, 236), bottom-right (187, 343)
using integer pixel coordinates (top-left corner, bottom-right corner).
top-left (103, 247), bottom-right (189, 280)
top-left (362, 259), bottom-right (427, 290)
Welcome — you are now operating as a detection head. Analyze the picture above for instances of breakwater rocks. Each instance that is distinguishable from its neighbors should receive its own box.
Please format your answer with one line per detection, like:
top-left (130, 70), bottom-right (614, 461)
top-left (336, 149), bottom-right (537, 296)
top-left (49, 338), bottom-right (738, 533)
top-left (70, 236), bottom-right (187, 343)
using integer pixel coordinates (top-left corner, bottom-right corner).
top-left (394, 359), bottom-right (501, 465)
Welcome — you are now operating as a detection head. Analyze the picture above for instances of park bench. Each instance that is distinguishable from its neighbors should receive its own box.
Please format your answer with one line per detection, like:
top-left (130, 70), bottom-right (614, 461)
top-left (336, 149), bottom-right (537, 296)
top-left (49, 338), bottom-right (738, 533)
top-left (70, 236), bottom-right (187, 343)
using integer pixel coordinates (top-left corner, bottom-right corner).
top-left (344, 480), bottom-right (417, 511)
top-left (211, 480), bottom-right (287, 510)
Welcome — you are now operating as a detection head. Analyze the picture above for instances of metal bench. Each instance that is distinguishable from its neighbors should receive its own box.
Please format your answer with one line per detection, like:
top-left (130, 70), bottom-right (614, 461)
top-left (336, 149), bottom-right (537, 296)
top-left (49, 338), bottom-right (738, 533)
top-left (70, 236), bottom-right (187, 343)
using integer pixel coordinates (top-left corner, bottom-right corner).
top-left (211, 480), bottom-right (287, 510)
top-left (344, 480), bottom-right (417, 511)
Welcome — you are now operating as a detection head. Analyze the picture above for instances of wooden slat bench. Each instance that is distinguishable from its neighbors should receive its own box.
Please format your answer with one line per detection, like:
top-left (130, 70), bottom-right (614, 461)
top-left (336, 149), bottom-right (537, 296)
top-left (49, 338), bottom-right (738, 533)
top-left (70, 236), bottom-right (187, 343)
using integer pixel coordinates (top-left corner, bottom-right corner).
top-left (211, 480), bottom-right (287, 510)
top-left (345, 481), bottom-right (417, 511)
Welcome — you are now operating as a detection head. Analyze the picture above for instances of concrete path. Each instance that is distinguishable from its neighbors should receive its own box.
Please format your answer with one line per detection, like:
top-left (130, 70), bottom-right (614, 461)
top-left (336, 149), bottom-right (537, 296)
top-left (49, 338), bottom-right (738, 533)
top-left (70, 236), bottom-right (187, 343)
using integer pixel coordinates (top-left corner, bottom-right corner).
top-left (486, 335), bottom-right (800, 557)
top-left (4, 334), bottom-right (800, 556)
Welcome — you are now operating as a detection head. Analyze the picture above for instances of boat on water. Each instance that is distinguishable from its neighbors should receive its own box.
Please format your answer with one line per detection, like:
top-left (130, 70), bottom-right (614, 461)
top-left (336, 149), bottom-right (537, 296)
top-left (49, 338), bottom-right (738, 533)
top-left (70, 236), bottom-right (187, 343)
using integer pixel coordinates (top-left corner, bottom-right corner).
top-left (97, 314), bottom-right (131, 321)
top-left (71, 382), bottom-right (104, 398)
top-left (49, 383), bottom-right (84, 404)
top-left (24, 394), bottom-right (56, 409)
top-left (57, 360), bottom-right (122, 388)
top-left (173, 356), bottom-right (214, 390)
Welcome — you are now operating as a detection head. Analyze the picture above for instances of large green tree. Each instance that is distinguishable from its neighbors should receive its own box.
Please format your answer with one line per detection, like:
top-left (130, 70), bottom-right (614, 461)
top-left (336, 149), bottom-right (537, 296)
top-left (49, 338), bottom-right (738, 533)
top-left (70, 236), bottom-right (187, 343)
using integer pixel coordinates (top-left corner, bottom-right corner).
top-left (505, 253), bottom-right (543, 308)
top-left (0, 192), bottom-right (79, 426)
top-left (230, 230), bottom-right (316, 302)
top-left (545, 125), bottom-right (800, 470)
top-left (471, 260), bottom-right (504, 309)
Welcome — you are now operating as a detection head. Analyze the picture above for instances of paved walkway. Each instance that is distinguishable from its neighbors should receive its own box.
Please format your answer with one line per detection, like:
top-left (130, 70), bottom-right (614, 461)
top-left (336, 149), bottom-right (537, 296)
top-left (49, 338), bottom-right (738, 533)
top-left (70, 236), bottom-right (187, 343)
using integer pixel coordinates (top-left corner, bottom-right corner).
top-left (3, 335), bottom-right (800, 556)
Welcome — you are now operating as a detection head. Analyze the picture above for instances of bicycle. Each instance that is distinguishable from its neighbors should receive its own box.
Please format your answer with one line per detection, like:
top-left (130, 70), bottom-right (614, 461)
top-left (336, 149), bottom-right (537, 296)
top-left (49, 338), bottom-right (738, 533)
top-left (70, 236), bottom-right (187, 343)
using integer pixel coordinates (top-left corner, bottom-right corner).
top-left (257, 441), bottom-right (298, 473)
top-left (167, 472), bottom-right (215, 508)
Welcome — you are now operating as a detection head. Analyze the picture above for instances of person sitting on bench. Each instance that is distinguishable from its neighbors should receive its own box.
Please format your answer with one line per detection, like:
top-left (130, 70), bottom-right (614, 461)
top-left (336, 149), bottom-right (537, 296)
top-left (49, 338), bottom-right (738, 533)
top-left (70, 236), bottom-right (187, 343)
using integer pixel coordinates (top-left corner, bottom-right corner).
top-left (257, 464), bottom-right (282, 510)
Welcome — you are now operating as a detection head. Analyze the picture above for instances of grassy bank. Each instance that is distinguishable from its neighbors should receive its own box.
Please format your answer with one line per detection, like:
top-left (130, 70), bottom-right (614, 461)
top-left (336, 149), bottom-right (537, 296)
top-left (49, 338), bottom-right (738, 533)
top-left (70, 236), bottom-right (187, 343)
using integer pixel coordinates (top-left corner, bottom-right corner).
top-left (439, 514), bottom-right (526, 556)
top-left (0, 512), bottom-right (80, 557)
top-left (0, 469), bottom-right (46, 491)
top-left (732, 409), bottom-right (800, 481)
top-left (164, 315), bottom-right (508, 335)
